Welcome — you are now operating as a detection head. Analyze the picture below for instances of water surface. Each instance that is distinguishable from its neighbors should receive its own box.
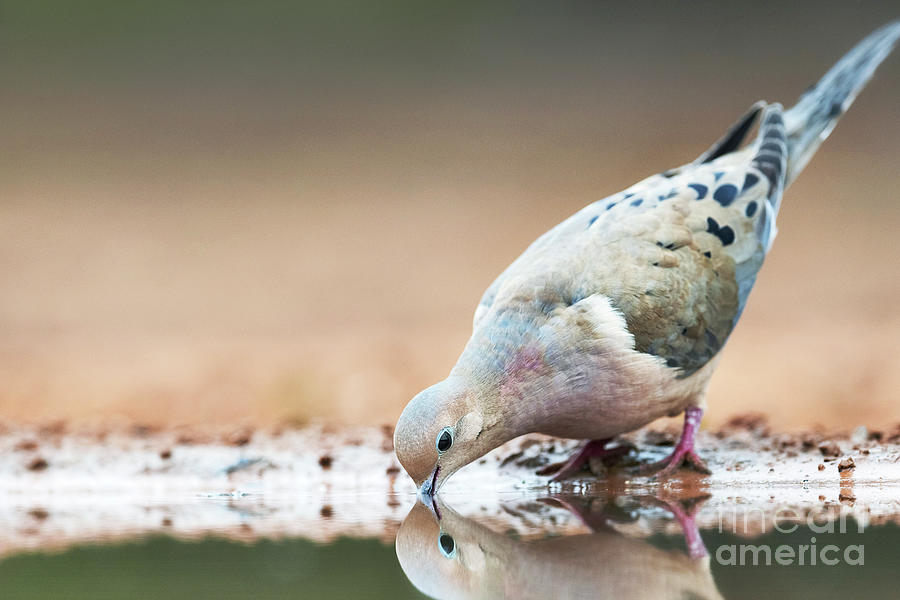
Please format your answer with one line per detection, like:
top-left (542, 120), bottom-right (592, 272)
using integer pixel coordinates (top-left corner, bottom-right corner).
top-left (5, 492), bottom-right (898, 599)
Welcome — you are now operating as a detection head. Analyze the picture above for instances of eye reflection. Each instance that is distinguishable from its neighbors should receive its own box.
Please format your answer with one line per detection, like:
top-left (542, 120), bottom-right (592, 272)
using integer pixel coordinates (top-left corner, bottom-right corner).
top-left (438, 533), bottom-right (456, 558)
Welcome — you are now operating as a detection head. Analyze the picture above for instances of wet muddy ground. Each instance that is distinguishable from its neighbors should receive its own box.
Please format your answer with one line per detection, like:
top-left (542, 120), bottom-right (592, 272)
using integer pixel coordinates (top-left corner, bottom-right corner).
top-left (3, 414), bottom-right (900, 558)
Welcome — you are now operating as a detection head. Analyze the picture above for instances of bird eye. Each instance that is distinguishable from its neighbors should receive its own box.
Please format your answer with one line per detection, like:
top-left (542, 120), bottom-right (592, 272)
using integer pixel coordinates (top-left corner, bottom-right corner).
top-left (436, 427), bottom-right (453, 453)
top-left (438, 533), bottom-right (456, 558)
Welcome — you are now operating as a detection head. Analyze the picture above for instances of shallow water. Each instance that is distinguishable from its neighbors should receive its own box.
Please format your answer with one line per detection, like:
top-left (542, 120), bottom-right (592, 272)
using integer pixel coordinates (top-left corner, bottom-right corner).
top-left (5, 492), bottom-right (899, 600)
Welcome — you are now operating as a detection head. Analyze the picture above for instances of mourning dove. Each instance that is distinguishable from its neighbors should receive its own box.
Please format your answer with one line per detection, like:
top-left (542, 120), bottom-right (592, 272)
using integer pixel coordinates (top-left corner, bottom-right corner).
top-left (396, 497), bottom-right (722, 600)
top-left (395, 23), bottom-right (900, 496)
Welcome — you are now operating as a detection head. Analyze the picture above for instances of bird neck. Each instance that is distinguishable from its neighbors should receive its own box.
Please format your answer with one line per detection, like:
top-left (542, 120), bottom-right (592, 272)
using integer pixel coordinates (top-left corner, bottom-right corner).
top-left (450, 317), bottom-right (547, 437)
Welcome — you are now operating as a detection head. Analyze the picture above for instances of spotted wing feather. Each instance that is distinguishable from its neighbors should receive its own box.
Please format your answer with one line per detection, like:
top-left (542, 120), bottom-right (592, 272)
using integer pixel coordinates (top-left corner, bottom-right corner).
top-left (477, 105), bottom-right (787, 376)
top-left (474, 23), bottom-right (898, 378)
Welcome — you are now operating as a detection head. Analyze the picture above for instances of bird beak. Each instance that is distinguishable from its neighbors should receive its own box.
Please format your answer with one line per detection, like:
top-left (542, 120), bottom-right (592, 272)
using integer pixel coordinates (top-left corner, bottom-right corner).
top-left (418, 465), bottom-right (440, 501)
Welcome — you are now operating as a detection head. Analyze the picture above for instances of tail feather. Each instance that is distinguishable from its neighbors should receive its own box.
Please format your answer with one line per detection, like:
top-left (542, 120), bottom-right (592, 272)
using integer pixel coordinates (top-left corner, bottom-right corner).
top-left (750, 104), bottom-right (788, 253)
top-left (784, 21), bottom-right (900, 185)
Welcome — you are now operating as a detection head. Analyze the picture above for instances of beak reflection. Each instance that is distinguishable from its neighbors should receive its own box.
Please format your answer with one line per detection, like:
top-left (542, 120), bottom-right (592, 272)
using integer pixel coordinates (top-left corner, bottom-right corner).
top-left (418, 466), bottom-right (440, 502)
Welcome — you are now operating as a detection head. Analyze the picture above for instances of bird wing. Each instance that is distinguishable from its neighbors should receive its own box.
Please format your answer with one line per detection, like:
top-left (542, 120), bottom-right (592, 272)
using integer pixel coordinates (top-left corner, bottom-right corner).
top-left (475, 23), bottom-right (900, 374)
top-left (477, 104), bottom-right (787, 377)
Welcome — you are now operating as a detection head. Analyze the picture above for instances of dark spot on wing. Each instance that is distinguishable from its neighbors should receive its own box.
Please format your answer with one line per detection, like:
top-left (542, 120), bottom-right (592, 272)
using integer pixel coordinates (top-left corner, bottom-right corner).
top-left (606, 202), bottom-right (617, 210)
top-left (742, 173), bottom-right (759, 191)
top-left (703, 251), bottom-right (712, 258)
top-left (745, 201), bottom-right (758, 217)
top-left (623, 192), bottom-right (635, 199)
top-left (706, 217), bottom-right (735, 246)
top-left (587, 215), bottom-right (598, 227)
top-left (687, 183), bottom-right (707, 199)
top-left (630, 198), bottom-right (643, 207)
top-left (716, 226), bottom-right (735, 246)
top-left (713, 184), bottom-right (738, 207)
top-left (713, 171), bottom-right (725, 182)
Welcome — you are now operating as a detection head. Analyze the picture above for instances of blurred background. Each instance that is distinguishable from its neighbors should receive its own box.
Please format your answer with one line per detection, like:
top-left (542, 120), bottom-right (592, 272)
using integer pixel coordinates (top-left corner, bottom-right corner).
top-left (1, 1), bottom-right (898, 430)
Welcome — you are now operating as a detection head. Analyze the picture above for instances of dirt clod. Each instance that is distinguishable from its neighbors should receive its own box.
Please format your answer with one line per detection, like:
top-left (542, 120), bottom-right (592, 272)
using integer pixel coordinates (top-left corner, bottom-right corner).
top-left (14, 439), bottom-right (38, 452)
top-left (886, 424), bottom-right (900, 443)
top-left (320, 505), bottom-right (333, 518)
top-left (224, 428), bottom-right (253, 447)
top-left (818, 463), bottom-right (825, 471)
top-left (131, 424), bottom-right (160, 437)
top-left (838, 457), bottom-right (856, 472)
top-left (725, 413), bottom-right (770, 435)
top-left (27, 457), bottom-right (49, 471)
top-left (28, 508), bottom-right (49, 521)
top-left (800, 433), bottom-right (820, 451)
top-left (318, 455), bottom-right (333, 469)
top-left (175, 430), bottom-right (210, 445)
top-left (159, 448), bottom-right (172, 460)
top-left (819, 442), bottom-right (841, 457)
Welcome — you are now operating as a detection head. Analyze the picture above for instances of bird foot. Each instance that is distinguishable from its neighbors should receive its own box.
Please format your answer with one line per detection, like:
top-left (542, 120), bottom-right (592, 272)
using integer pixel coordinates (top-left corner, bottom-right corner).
top-left (538, 439), bottom-right (633, 481)
top-left (638, 446), bottom-right (710, 479)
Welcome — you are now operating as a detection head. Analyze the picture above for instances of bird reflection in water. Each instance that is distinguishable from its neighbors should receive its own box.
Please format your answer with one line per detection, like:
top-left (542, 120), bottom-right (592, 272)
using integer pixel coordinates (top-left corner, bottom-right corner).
top-left (395, 493), bottom-right (722, 600)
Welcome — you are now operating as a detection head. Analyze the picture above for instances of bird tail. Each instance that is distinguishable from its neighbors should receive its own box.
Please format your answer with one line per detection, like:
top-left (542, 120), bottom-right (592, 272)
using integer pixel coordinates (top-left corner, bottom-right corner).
top-left (784, 21), bottom-right (900, 186)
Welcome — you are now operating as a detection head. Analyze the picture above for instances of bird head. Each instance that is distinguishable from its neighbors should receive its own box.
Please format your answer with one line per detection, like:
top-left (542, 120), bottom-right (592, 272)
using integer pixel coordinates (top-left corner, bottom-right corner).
top-left (395, 499), bottom-right (493, 600)
top-left (394, 377), bottom-right (493, 498)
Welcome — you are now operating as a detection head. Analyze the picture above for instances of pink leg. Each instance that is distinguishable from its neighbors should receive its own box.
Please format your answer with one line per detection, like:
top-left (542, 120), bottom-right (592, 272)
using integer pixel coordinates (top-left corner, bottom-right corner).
top-left (640, 406), bottom-right (710, 478)
top-left (537, 438), bottom-right (632, 481)
top-left (544, 494), bottom-right (710, 559)
top-left (658, 498), bottom-right (708, 559)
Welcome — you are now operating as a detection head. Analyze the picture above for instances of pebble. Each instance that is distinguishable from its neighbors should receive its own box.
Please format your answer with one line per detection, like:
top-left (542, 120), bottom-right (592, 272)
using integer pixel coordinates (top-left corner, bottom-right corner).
top-left (837, 457), bottom-right (856, 472)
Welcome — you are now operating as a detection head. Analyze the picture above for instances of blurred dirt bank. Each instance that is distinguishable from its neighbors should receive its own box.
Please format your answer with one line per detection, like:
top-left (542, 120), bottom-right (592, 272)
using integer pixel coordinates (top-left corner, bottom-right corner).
top-left (2, 146), bottom-right (897, 430)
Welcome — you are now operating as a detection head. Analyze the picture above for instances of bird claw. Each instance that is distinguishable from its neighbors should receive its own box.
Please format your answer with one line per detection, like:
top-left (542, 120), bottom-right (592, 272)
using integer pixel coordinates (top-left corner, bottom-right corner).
top-left (638, 448), bottom-right (710, 479)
